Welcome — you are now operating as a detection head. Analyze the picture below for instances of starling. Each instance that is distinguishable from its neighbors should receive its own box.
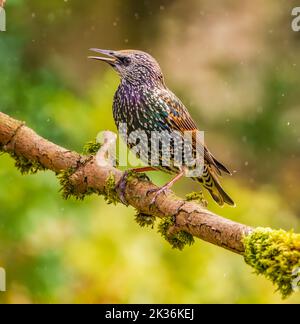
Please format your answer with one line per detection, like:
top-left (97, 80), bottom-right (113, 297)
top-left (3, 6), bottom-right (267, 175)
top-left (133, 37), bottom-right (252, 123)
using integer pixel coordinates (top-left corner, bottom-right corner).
top-left (89, 49), bottom-right (235, 207)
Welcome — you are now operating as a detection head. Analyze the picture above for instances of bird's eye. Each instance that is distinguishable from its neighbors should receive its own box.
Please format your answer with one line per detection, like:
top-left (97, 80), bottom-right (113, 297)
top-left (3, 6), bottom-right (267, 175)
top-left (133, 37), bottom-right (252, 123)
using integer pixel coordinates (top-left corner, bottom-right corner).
top-left (122, 57), bottom-right (131, 66)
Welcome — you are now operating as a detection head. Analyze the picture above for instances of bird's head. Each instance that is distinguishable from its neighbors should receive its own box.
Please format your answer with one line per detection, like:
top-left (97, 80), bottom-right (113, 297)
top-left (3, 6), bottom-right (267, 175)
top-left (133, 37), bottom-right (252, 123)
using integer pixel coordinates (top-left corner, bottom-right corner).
top-left (88, 49), bottom-right (165, 86)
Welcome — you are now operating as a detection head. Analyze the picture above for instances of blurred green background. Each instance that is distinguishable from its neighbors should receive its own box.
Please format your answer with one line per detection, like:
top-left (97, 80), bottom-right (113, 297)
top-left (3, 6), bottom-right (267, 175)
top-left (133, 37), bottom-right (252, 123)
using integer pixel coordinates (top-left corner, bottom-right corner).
top-left (0, 0), bottom-right (300, 303)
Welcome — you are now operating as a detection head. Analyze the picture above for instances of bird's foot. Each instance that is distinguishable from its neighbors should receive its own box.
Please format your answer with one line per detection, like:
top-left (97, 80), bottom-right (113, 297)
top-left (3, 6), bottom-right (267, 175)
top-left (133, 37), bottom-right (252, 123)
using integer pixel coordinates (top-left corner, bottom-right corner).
top-left (116, 168), bottom-right (155, 205)
top-left (147, 186), bottom-right (171, 206)
top-left (115, 171), bottom-right (130, 205)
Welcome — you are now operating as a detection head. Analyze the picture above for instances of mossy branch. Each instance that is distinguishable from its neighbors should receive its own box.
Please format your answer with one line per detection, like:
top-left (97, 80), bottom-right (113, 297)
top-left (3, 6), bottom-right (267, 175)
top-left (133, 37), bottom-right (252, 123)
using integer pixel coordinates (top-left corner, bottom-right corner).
top-left (0, 112), bottom-right (299, 298)
top-left (244, 228), bottom-right (300, 298)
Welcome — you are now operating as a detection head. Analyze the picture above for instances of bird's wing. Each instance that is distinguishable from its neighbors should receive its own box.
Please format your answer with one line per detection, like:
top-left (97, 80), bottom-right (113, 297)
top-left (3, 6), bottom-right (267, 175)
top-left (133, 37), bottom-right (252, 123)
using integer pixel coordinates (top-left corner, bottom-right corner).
top-left (150, 88), bottom-right (230, 175)
top-left (158, 89), bottom-right (198, 131)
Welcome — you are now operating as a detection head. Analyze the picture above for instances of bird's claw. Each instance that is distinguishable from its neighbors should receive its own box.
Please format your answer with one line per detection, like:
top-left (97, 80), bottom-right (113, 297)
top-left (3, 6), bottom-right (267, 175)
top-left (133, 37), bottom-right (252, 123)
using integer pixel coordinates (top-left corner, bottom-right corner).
top-left (115, 171), bottom-right (129, 206)
top-left (147, 187), bottom-right (170, 206)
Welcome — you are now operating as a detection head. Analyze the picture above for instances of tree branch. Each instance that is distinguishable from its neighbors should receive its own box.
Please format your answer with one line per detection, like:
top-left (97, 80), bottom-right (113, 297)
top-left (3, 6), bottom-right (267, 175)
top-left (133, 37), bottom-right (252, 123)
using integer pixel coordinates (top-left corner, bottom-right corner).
top-left (0, 111), bottom-right (251, 254)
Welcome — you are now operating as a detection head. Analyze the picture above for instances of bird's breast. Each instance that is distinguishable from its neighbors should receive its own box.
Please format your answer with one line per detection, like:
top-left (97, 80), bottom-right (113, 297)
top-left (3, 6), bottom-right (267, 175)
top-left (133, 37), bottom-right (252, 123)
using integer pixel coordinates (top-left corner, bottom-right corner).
top-left (113, 84), bottom-right (164, 134)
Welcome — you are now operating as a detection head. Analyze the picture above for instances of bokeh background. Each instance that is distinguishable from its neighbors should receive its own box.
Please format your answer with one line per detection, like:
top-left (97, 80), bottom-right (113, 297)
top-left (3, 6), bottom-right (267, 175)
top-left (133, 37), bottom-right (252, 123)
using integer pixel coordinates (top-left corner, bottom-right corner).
top-left (0, 0), bottom-right (300, 304)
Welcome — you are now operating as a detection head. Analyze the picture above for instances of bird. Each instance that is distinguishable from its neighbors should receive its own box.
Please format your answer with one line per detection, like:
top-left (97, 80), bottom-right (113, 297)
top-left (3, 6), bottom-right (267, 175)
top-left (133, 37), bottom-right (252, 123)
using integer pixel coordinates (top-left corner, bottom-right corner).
top-left (88, 49), bottom-right (235, 207)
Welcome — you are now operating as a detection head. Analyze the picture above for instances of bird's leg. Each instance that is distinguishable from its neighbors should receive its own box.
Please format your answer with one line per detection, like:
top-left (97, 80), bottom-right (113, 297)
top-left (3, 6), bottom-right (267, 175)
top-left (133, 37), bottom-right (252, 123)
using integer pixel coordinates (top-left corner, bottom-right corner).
top-left (130, 166), bottom-right (157, 173)
top-left (116, 167), bottom-right (157, 205)
top-left (147, 169), bottom-right (186, 205)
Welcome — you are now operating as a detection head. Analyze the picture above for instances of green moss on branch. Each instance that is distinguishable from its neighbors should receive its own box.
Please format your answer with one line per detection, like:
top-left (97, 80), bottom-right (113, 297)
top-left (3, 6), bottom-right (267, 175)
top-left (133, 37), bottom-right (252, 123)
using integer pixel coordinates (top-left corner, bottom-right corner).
top-left (0, 145), bottom-right (47, 175)
top-left (58, 167), bottom-right (84, 200)
top-left (2, 150), bottom-right (46, 175)
top-left (57, 167), bottom-right (102, 200)
top-left (13, 154), bottom-right (46, 175)
top-left (135, 212), bottom-right (156, 228)
top-left (83, 140), bottom-right (101, 155)
top-left (104, 173), bottom-right (119, 205)
top-left (185, 191), bottom-right (208, 207)
top-left (243, 227), bottom-right (300, 298)
top-left (158, 216), bottom-right (194, 250)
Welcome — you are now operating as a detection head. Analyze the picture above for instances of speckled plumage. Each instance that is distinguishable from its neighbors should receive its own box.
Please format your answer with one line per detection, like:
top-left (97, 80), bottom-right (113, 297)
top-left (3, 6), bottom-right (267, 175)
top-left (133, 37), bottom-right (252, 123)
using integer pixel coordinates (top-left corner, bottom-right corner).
top-left (89, 49), bottom-right (234, 206)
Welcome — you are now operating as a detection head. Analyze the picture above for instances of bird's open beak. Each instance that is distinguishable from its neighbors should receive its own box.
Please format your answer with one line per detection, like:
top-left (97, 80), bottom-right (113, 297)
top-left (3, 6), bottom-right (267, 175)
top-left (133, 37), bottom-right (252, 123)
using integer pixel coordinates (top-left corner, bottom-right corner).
top-left (88, 48), bottom-right (118, 65)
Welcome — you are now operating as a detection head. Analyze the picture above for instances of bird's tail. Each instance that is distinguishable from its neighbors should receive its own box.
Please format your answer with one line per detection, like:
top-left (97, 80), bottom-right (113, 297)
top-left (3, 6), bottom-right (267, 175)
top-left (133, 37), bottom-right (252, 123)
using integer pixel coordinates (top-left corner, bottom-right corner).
top-left (194, 165), bottom-right (235, 207)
